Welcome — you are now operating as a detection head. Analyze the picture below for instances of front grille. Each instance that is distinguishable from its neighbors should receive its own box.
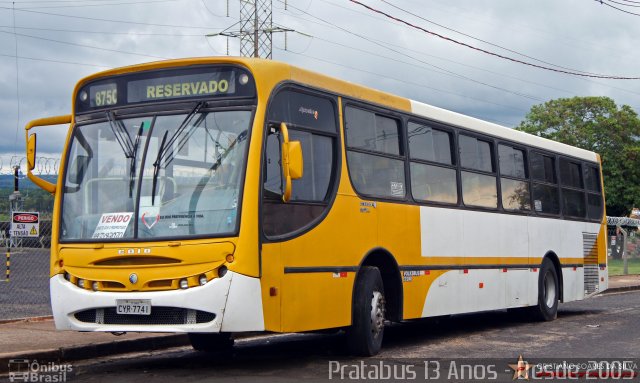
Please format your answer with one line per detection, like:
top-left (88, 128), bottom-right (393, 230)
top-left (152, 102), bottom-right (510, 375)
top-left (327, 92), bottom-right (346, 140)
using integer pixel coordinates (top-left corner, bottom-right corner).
top-left (74, 307), bottom-right (215, 325)
top-left (583, 232), bottom-right (599, 295)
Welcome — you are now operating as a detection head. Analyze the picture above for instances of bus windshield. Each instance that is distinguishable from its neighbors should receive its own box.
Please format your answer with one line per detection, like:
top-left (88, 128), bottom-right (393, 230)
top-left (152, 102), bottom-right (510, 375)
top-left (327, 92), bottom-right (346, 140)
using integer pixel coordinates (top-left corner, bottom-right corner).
top-left (60, 108), bottom-right (252, 241)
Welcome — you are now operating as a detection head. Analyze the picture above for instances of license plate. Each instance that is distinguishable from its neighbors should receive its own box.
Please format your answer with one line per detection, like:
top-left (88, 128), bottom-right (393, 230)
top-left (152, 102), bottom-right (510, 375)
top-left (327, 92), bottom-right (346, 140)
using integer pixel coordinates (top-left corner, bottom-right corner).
top-left (116, 299), bottom-right (151, 315)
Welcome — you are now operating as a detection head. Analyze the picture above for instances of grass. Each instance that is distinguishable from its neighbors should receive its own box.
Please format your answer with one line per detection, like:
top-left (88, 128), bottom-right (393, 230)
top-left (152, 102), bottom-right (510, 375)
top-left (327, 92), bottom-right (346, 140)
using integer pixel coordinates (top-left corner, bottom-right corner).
top-left (608, 258), bottom-right (640, 276)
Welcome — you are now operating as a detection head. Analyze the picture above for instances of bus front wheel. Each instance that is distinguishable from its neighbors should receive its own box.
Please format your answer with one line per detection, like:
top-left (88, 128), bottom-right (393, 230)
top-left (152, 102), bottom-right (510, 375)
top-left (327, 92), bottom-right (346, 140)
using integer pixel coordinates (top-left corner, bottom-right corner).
top-left (188, 332), bottom-right (234, 353)
top-left (347, 266), bottom-right (386, 356)
top-left (529, 258), bottom-right (559, 321)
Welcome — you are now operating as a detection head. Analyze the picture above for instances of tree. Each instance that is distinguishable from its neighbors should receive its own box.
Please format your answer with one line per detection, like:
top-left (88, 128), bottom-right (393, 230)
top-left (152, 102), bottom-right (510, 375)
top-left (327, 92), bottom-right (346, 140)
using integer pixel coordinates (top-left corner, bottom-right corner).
top-left (516, 96), bottom-right (640, 217)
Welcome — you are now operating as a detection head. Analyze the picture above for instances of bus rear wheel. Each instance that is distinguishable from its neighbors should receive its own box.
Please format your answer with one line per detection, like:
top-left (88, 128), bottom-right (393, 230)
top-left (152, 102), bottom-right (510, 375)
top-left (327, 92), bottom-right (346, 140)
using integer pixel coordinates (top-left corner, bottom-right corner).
top-left (529, 258), bottom-right (559, 321)
top-left (188, 332), bottom-right (234, 353)
top-left (346, 266), bottom-right (386, 356)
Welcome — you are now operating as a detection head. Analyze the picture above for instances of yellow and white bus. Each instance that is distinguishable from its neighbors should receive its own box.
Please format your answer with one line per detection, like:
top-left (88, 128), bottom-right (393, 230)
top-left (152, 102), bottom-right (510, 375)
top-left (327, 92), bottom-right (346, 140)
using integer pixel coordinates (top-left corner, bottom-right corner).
top-left (25, 57), bottom-right (608, 356)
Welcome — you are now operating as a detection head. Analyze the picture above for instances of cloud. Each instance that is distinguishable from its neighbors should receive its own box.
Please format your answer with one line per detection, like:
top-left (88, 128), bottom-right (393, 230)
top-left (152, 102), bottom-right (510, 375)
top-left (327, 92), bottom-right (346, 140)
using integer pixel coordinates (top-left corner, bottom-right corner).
top-left (0, 0), bottom-right (639, 167)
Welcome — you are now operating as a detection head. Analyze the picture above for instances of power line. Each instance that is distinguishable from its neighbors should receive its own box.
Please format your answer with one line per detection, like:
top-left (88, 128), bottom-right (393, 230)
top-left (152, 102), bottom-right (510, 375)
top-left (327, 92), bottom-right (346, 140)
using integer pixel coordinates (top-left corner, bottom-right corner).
top-left (280, 50), bottom-right (517, 126)
top-left (9, 0), bottom-right (180, 9)
top-left (0, 52), bottom-right (109, 67)
top-left (0, 25), bottom-right (207, 36)
top-left (272, 0), bottom-right (314, 16)
top-left (315, 0), bottom-right (596, 77)
top-left (276, 0), bottom-right (543, 101)
top-left (379, 0), bottom-right (601, 76)
top-left (393, 0), bottom-right (640, 99)
top-left (403, 0), bottom-right (639, 68)
top-left (596, 0), bottom-right (640, 15)
top-left (278, 9), bottom-right (575, 95)
top-left (348, 0), bottom-right (640, 80)
top-left (277, 46), bottom-right (528, 114)
top-left (306, 0), bottom-right (400, 27)
top-left (201, 0), bottom-right (228, 17)
top-left (0, 29), bottom-right (170, 59)
top-left (0, 5), bottom-right (218, 29)
top-left (0, 0), bottom-right (154, 3)
top-left (275, 24), bottom-right (572, 97)
top-left (603, 0), bottom-right (640, 6)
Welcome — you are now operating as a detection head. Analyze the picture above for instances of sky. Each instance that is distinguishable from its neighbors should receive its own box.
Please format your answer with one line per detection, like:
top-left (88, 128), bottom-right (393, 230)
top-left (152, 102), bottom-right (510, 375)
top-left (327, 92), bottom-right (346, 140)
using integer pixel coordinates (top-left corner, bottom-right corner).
top-left (1, 0), bottom-right (639, 175)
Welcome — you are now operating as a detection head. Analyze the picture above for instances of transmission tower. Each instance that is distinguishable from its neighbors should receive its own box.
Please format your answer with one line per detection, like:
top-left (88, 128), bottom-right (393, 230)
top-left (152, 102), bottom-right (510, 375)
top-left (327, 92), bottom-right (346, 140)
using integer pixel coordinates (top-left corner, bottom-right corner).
top-left (209, 0), bottom-right (292, 59)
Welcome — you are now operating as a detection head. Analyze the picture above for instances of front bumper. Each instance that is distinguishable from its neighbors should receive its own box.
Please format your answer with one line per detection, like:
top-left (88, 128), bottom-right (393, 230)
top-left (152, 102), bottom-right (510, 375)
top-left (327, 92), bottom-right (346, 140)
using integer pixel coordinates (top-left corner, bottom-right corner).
top-left (50, 270), bottom-right (264, 333)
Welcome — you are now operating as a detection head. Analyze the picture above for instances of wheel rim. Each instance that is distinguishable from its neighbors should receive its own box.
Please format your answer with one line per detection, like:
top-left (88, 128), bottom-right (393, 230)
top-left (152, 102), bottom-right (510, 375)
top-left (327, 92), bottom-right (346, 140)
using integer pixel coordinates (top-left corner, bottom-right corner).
top-left (543, 271), bottom-right (557, 308)
top-left (370, 291), bottom-right (386, 339)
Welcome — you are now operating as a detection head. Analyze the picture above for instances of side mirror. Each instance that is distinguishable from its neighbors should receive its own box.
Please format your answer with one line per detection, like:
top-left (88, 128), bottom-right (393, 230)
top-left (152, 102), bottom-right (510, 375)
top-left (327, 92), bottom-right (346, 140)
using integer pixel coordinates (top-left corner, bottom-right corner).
top-left (279, 122), bottom-right (304, 202)
top-left (25, 114), bottom-right (71, 194)
top-left (288, 141), bottom-right (303, 179)
top-left (27, 133), bottom-right (37, 171)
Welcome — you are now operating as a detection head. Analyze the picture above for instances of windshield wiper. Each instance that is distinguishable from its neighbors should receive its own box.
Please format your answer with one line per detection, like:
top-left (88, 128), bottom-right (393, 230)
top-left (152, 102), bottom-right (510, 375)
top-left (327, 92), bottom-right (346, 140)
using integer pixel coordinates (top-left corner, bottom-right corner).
top-left (158, 102), bottom-right (207, 168)
top-left (151, 130), bottom-right (168, 206)
top-left (106, 111), bottom-right (134, 158)
top-left (129, 122), bottom-right (145, 198)
top-left (151, 102), bottom-right (206, 205)
top-left (106, 112), bottom-right (143, 198)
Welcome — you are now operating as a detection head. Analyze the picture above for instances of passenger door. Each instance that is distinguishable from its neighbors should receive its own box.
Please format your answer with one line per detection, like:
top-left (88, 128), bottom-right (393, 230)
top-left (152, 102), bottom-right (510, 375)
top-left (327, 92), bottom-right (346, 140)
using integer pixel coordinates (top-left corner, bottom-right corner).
top-left (260, 87), bottom-right (346, 332)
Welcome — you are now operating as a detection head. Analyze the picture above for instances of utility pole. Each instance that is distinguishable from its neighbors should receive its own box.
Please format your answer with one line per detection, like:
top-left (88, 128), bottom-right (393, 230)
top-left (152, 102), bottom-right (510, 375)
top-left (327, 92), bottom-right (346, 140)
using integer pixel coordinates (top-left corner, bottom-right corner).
top-left (208, 0), bottom-right (292, 59)
top-left (8, 165), bottom-right (23, 248)
top-left (9, 165), bottom-right (22, 213)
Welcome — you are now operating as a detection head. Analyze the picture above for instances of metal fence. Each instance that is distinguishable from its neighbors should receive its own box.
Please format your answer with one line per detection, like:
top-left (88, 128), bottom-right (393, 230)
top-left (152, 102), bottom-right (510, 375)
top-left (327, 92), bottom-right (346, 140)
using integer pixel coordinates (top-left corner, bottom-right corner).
top-left (0, 246), bottom-right (51, 321)
top-left (1, 156), bottom-right (56, 321)
top-left (1, 219), bottom-right (53, 321)
top-left (607, 217), bottom-right (640, 275)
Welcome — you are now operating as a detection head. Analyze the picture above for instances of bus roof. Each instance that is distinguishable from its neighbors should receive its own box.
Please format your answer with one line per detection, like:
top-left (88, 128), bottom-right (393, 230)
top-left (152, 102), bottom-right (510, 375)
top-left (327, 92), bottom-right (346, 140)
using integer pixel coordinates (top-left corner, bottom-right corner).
top-left (288, 59), bottom-right (597, 163)
top-left (75, 56), bottom-right (598, 163)
top-left (408, 100), bottom-right (598, 162)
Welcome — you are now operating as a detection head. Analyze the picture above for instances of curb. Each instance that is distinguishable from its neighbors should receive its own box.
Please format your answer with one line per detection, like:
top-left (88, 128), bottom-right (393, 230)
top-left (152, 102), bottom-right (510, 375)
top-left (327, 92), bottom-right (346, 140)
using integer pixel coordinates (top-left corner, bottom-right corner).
top-left (0, 316), bottom-right (53, 325)
top-left (600, 284), bottom-right (640, 294)
top-left (0, 334), bottom-right (189, 374)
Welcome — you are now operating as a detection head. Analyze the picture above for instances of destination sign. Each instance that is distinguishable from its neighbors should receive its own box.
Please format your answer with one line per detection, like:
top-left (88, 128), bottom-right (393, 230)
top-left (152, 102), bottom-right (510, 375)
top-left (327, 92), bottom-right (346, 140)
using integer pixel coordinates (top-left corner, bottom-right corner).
top-left (127, 71), bottom-right (236, 103)
top-left (75, 66), bottom-right (255, 113)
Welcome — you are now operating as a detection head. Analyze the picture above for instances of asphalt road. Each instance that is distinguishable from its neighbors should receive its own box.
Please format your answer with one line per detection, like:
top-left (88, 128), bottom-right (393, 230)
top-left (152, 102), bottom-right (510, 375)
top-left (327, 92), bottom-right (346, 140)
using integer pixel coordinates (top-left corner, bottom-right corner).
top-left (63, 290), bottom-right (640, 382)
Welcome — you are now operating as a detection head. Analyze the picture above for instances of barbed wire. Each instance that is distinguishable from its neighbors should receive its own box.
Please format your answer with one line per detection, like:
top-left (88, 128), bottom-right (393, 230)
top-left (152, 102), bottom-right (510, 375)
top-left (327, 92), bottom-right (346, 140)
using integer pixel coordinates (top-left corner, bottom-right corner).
top-left (0, 156), bottom-right (60, 176)
top-left (607, 216), bottom-right (640, 227)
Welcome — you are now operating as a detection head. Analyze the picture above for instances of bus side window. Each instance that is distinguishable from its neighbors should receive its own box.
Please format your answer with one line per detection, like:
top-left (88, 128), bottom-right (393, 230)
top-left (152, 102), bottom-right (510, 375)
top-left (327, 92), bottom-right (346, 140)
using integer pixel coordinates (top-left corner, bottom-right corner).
top-left (459, 134), bottom-right (497, 208)
top-left (344, 106), bottom-right (405, 199)
top-left (584, 165), bottom-right (603, 220)
top-left (530, 152), bottom-right (560, 215)
top-left (498, 144), bottom-right (530, 211)
top-left (559, 158), bottom-right (586, 218)
top-left (407, 121), bottom-right (457, 204)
